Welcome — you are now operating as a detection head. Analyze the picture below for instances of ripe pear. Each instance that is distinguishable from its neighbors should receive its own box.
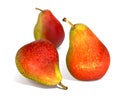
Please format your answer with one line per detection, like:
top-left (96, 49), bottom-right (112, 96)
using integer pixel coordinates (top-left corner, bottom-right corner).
top-left (63, 18), bottom-right (110, 81)
top-left (15, 39), bottom-right (67, 90)
top-left (34, 8), bottom-right (65, 48)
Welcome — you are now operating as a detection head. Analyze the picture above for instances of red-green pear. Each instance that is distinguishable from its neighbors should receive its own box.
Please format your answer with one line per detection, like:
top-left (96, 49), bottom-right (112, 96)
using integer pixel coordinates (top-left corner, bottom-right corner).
top-left (34, 8), bottom-right (65, 48)
top-left (15, 39), bottom-right (67, 90)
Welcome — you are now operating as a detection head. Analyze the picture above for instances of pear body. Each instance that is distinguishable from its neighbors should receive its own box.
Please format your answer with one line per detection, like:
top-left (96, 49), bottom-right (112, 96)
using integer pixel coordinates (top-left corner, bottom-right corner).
top-left (34, 9), bottom-right (65, 48)
top-left (66, 24), bottom-right (110, 80)
top-left (15, 39), bottom-right (62, 86)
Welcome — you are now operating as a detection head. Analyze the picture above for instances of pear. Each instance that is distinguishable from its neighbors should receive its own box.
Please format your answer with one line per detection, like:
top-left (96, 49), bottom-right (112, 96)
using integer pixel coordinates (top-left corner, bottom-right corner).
top-left (34, 8), bottom-right (65, 48)
top-left (15, 39), bottom-right (67, 90)
top-left (63, 18), bottom-right (110, 81)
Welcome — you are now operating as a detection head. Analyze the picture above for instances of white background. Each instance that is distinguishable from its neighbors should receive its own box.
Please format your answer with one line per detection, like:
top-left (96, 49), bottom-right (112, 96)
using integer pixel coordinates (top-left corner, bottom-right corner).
top-left (0, 0), bottom-right (120, 95)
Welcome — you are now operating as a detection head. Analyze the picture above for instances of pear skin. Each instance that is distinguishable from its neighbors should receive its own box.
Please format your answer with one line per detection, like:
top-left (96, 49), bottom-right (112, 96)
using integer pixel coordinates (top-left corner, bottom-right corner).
top-left (63, 18), bottom-right (110, 81)
top-left (15, 39), bottom-right (67, 90)
top-left (34, 8), bottom-right (65, 48)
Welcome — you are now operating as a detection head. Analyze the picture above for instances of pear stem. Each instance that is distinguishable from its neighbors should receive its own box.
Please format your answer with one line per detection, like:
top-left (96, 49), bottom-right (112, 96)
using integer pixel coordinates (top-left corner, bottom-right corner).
top-left (63, 17), bottom-right (73, 27)
top-left (35, 8), bottom-right (43, 12)
top-left (58, 82), bottom-right (68, 90)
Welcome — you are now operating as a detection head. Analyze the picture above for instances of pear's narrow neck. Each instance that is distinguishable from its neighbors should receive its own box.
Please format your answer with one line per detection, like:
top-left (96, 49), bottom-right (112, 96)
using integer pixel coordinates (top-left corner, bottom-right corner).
top-left (68, 25), bottom-right (83, 47)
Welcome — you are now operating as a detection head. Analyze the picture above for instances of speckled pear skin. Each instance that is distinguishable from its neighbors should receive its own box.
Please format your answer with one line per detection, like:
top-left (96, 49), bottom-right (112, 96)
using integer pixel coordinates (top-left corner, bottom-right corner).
top-left (15, 39), bottom-right (62, 86)
top-left (34, 8), bottom-right (65, 48)
top-left (64, 18), bottom-right (110, 81)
